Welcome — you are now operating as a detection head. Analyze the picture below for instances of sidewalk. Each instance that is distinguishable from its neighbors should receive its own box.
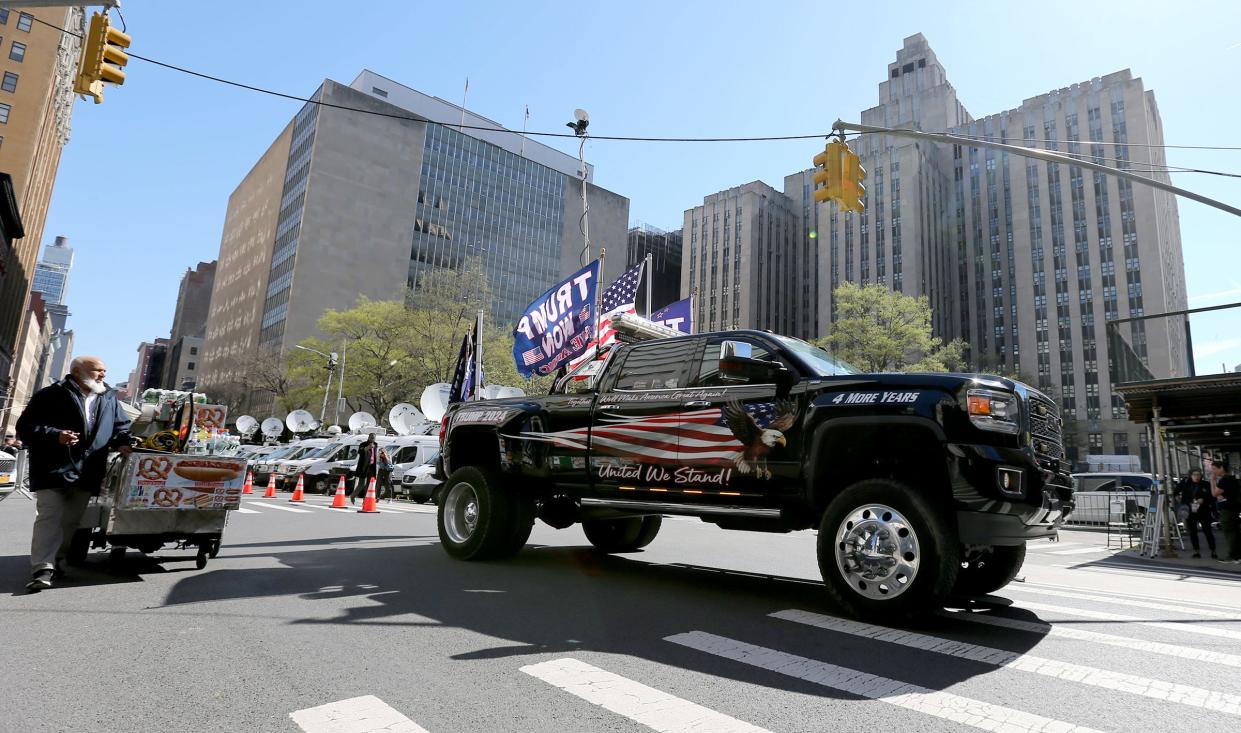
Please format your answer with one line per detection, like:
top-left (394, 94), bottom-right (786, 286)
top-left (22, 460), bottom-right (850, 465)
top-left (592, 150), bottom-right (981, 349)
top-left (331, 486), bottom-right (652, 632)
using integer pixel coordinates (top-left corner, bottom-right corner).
top-left (1112, 548), bottom-right (1241, 576)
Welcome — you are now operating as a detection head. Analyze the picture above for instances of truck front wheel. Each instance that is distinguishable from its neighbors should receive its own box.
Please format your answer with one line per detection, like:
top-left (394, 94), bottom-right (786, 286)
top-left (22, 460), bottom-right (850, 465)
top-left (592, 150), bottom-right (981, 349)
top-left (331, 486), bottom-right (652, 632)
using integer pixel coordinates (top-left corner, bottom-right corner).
top-left (818, 479), bottom-right (959, 622)
top-left (438, 467), bottom-right (534, 560)
top-left (582, 516), bottom-right (662, 553)
top-left (954, 544), bottom-right (1026, 596)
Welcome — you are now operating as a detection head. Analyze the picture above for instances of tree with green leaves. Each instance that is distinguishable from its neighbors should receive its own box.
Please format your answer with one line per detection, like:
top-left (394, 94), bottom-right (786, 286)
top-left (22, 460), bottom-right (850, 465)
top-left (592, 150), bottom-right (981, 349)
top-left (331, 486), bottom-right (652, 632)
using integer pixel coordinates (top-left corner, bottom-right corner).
top-left (818, 282), bottom-right (966, 373)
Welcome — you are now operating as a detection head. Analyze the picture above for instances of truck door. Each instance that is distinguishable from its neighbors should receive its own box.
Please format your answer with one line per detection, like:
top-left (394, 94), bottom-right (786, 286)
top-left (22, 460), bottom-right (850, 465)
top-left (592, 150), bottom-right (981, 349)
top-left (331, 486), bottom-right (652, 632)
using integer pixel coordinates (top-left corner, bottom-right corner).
top-left (678, 336), bottom-right (806, 502)
top-left (588, 338), bottom-right (698, 495)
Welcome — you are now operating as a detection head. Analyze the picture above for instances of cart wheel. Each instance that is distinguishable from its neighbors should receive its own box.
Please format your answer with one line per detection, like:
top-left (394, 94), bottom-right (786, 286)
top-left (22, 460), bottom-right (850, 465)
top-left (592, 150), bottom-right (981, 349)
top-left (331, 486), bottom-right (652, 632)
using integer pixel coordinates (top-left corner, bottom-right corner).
top-left (195, 547), bottom-right (209, 570)
top-left (208, 539), bottom-right (221, 559)
top-left (108, 546), bottom-right (126, 565)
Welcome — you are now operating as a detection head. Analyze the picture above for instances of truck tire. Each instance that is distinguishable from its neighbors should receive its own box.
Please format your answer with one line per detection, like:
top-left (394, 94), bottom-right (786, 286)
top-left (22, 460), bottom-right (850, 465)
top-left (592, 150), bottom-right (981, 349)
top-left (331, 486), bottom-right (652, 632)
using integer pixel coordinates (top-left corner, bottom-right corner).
top-left (437, 466), bottom-right (531, 560)
top-left (582, 516), bottom-right (662, 553)
top-left (818, 479), bottom-right (959, 622)
top-left (954, 544), bottom-right (1026, 596)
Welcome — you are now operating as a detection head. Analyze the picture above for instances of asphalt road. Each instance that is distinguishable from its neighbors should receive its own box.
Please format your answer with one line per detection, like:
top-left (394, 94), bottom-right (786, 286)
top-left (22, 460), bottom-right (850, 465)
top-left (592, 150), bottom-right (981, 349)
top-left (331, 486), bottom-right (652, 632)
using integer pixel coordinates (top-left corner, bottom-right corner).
top-left (1, 493), bottom-right (1239, 733)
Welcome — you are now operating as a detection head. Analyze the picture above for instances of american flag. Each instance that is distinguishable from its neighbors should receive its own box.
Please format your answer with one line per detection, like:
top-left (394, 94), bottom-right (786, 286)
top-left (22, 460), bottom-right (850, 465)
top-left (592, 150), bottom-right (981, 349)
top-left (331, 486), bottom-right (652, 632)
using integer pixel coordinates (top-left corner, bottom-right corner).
top-left (512, 402), bottom-right (780, 466)
top-left (570, 262), bottom-right (644, 369)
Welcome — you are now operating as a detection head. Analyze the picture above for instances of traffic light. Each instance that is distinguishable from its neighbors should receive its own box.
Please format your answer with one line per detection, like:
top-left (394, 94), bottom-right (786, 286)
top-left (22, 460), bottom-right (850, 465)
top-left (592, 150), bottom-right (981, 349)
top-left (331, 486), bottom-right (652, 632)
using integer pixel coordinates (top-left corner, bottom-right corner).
top-left (74, 12), bottom-right (131, 104)
top-left (839, 146), bottom-right (867, 213)
top-left (812, 140), bottom-right (844, 204)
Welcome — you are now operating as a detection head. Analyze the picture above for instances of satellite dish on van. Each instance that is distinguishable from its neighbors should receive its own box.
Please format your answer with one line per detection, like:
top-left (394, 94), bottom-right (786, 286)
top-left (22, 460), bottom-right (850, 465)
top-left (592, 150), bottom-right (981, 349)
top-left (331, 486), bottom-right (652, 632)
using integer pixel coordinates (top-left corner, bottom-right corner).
top-left (488, 385), bottom-right (525, 399)
top-left (420, 383), bottom-right (452, 422)
top-left (389, 402), bottom-right (425, 436)
top-left (260, 417), bottom-right (284, 439)
top-left (286, 409), bottom-right (318, 434)
top-left (236, 415), bottom-right (259, 437)
top-left (326, 425), bottom-right (342, 436)
top-left (348, 412), bottom-right (377, 433)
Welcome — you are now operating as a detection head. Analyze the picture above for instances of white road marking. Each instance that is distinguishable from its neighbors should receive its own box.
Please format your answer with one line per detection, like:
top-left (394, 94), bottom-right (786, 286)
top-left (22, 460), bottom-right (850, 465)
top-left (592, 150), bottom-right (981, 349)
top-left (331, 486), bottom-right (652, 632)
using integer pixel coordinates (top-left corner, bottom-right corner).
top-left (1047, 547), bottom-right (1116, 556)
top-left (520, 657), bottom-right (770, 733)
top-left (666, 631), bottom-right (1103, 733)
top-left (1023, 542), bottom-right (1084, 552)
top-left (1007, 586), bottom-right (1237, 619)
top-left (1022, 581), bottom-right (1241, 613)
top-left (233, 507), bottom-right (260, 514)
top-left (1014, 600), bottom-right (1241, 641)
top-left (246, 501), bottom-right (313, 514)
top-left (943, 609), bottom-right (1241, 669)
top-left (774, 609), bottom-right (1241, 716)
top-left (289, 695), bottom-right (428, 733)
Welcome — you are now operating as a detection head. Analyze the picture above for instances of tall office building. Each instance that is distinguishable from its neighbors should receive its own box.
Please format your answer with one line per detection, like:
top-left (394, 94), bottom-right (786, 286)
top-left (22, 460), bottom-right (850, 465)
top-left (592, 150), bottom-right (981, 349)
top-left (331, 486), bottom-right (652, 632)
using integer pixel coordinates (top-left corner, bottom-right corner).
top-left (31, 235), bottom-right (73, 305)
top-left (681, 181), bottom-right (811, 339)
top-left (818, 34), bottom-right (1186, 465)
top-left (161, 260), bottom-right (215, 390)
top-left (126, 338), bottom-right (169, 405)
top-left (30, 235), bottom-right (73, 386)
top-left (0, 8), bottom-right (83, 395)
top-left (200, 70), bottom-right (629, 401)
top-left (626, 224), bottom-right (683, 315)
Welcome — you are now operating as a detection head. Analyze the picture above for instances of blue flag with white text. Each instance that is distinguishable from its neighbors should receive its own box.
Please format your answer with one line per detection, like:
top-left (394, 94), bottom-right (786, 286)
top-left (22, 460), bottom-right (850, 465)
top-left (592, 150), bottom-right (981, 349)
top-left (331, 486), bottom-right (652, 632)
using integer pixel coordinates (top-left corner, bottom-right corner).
top-left (651, 296), bottom-right (693, 334)
top-left (512, 260), bottom-right (601, 378)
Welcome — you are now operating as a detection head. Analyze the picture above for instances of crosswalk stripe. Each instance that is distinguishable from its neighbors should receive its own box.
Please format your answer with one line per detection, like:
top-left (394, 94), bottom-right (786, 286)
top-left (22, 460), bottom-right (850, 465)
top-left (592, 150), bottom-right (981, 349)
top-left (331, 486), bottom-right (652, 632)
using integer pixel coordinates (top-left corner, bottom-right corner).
top-left (233, 507), bottom-right (260, 514)
top-left (245, 501), bottom-right (313, 514)
top-left (289, 695), bottom-right (428, 733)
top-left (1024, 542), bottom-right (1083, 552)
top-left (774, 609), bottom-right (1241, 716)
top-left (1007, 586), bottom-right (1236, 618)
top-left (1047, 547), bottom-right (1114, 555)
top-left (943, 609), bottom-right (1241, 669)
top-left (1023, 581), bottom-right (1241, 613)
top-left (666, 631), bottom-right (1103, 733)
top-left (520, 657), bottom-right (770, 733)
top-left (1014, 600), bottom-right (1241, 641)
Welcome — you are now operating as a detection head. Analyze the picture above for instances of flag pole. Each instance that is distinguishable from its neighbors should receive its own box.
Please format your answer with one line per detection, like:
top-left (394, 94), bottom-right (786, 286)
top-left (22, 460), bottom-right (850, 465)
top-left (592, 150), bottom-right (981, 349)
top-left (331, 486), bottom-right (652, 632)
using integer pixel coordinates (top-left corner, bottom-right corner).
top-left (593, 247), bottom-right (607, 360)
top-left (474, 309), bottom-right (484, 401)
top-left (458, 78), bottom-right (469, 132)
top-left (690, 287), bottom-right (697, 335)
top-left (519, 105), bottom-right (529, 158)
top-left (644, 252), bottom-right (652, 317)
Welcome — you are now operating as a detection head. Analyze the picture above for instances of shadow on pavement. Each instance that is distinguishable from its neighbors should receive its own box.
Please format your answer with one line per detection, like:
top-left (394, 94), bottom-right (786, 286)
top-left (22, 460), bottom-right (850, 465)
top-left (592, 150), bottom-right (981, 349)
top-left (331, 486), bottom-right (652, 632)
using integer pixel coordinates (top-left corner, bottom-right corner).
top-left (159, 539), bottom-right (1052, 701)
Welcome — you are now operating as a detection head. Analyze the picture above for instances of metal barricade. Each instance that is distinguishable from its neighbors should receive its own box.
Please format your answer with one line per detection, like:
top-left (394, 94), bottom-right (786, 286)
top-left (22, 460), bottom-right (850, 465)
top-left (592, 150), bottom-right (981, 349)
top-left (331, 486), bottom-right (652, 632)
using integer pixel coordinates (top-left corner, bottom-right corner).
top-left (1065, 489), bottom-right (1146, 548)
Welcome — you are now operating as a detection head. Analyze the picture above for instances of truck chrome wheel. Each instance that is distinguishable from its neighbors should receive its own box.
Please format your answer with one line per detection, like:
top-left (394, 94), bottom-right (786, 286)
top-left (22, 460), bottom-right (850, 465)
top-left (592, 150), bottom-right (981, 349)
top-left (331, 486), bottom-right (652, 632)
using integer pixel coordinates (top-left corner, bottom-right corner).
top-left (834, 503), bottom-right (920, 600)
top-left (443, 482), bottom-right (480, 544)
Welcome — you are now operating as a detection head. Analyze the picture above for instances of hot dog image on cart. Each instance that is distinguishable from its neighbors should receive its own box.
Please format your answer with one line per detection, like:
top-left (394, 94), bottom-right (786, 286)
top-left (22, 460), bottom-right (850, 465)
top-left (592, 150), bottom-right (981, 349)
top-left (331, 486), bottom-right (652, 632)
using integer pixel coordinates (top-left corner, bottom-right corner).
top-left (71, 389), bottom-right (247, 570)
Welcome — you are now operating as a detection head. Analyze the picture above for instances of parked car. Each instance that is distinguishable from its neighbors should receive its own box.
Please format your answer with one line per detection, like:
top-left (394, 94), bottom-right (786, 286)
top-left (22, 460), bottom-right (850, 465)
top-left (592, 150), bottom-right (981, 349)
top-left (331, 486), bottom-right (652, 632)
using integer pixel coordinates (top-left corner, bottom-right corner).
top-left (323, 435), bottom-right (437, 494)
top-left (397, 448), bottom-right (442, 503)
top-left (250, 442), bottom-right (309, 486)
top-left (1068, 472), bottom-right (1154, 525)
top-left (270, 438), bottom-right (331, 489)
top-left (0, 448), bottom-right (17, 503)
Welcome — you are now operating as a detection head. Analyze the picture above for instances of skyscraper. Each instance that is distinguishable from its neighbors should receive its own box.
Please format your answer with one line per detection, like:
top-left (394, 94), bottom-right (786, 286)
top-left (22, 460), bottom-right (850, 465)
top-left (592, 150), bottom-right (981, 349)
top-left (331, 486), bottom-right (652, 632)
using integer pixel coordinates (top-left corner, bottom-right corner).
top-left (200, 71), bottom-right (629, 404)
top-left (31, 235), bottom-right (73, 305)
top-left (626, 224), bottom-right (683, 315)
top-left (818, 34), bottom-right (1186, 466)
top-left (30, 235), bottom-right (73, 386)
top-left (161, 261), bottom-right (215, 390)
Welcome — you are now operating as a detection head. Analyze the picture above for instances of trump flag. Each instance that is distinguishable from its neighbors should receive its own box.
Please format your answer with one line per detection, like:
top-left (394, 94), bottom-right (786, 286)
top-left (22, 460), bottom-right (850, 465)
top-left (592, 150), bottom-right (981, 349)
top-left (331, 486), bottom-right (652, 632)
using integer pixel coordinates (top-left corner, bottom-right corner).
top-left (512, 260), bottom-right (600, 378)
top-left (651, 296), bottom-right (693, 334)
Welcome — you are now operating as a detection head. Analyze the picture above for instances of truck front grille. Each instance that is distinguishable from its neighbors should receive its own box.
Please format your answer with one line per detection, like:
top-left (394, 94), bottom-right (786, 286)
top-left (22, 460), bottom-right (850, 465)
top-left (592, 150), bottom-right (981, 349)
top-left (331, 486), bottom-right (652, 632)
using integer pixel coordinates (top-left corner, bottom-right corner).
top-left (1027, 393), bottom-right (1064, 463)
top-left (0, 459), bottom-right (14, 474)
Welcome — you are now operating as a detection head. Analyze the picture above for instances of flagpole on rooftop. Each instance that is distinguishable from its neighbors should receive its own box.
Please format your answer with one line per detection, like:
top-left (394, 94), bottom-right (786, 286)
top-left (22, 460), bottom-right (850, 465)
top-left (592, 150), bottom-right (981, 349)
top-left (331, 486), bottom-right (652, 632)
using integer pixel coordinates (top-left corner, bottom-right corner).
top-left (643, 253), bottom-right (652, 318)
top-left (458, 77), bottom-right (469, 132)
top-left (520, 105), bottom-right (529, 158)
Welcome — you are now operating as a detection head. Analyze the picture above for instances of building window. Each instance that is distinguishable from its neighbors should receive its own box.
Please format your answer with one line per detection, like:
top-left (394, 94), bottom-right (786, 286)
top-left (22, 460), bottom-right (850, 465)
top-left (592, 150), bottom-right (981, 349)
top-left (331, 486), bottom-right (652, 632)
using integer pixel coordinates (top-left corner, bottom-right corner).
top-left (9, 41), bottom-right (24, 62)
top-left (0, 102), bottom-right (10, 124)
top-left (189, 347), bottom-right (198, 356)
top-left (187, 362), bottom-right (196, 371)
top-left (16, 12), bottom-right (31, 32)
top-left (1, 72), bottom-right (16, 93)
top-left (372, 86), bottom-right (388, 98)
top-left (0, 9), bottom-right (8, 24)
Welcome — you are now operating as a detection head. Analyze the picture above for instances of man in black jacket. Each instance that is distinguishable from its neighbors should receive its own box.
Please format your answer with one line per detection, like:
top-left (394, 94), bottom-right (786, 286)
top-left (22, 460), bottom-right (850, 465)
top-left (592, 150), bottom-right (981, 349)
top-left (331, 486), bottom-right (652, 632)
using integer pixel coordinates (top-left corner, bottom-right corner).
top-left (1212, 458), bottom-right (1241, 563)
top-left (1178, 469), bottom-right (1216, 559)
top-left (350, 433), bottom-right (380, 504)
top-left (16, 356), bottom-right (132, 591)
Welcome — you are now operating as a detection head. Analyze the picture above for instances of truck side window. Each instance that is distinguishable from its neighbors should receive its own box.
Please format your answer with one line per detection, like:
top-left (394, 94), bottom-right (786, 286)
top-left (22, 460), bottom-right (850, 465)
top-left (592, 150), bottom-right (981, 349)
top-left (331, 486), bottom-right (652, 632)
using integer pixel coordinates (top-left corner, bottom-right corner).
top-left (612, 340), bottom-right (695, 391)
top-left (693, 339), bottom-right (774, 387)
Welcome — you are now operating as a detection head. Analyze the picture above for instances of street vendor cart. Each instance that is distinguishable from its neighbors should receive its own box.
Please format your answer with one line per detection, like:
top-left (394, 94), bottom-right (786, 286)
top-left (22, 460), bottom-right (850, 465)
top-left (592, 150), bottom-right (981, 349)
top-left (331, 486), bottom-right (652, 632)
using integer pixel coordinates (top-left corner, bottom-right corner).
top-left (71, 390), bottom-right (246, 569)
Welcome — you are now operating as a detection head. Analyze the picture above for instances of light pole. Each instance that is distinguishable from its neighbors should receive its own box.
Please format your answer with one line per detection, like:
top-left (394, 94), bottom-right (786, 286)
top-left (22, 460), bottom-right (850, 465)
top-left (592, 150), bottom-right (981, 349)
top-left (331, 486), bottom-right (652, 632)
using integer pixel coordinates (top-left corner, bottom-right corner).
top-left (293, 344), bottom-right (337, 427)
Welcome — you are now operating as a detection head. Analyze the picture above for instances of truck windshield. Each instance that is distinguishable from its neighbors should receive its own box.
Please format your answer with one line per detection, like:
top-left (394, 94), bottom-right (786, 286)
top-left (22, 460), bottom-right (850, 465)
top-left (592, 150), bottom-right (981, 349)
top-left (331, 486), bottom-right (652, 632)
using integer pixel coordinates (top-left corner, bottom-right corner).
top-left (774, 335), bottom-right (858, 376)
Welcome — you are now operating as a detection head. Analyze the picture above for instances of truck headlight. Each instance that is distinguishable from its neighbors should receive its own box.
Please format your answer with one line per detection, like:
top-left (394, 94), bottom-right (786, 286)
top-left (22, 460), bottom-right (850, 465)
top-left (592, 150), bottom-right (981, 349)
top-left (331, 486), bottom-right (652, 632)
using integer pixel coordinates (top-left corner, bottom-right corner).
top-left (966, 388), bottom-right (1020, 435)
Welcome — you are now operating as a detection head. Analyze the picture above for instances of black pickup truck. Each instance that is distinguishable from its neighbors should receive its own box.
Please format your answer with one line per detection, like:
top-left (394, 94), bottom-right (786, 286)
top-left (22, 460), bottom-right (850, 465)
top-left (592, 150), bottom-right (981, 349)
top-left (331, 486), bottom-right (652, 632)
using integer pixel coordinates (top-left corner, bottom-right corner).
top-left (436, 320), bottom-right (1072, 620)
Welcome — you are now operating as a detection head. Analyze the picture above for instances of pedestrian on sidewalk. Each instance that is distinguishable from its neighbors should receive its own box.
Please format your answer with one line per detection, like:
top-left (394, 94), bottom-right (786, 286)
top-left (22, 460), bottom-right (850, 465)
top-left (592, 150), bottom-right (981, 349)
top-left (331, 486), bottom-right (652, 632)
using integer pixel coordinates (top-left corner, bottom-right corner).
top-left (1210, 458), bottom-right (1241, 563)
top-left (350, 433), bottom-right (380, 504)
top-left (1178, 469), bottom-right (1217, 559)
top-left (16, 356), bottom-right (132, 592)
top-left (377, 447), bottom-right (396, 502)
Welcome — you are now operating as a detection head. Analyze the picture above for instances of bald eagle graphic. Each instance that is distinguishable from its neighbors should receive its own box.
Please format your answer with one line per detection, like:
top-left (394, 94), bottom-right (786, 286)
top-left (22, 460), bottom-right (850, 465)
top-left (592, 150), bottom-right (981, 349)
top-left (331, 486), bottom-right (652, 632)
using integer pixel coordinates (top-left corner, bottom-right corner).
top-left (723, 400), bottom-right (797, 480)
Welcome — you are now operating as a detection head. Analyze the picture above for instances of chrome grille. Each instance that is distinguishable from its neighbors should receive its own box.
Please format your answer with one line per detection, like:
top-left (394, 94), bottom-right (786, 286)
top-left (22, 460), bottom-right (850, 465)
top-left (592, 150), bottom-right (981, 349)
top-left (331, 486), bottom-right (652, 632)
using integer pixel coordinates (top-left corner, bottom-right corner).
top-left (0, 459), bottom-right (14, 474)
top-left (1027, 394), bottom-right (1064, 463)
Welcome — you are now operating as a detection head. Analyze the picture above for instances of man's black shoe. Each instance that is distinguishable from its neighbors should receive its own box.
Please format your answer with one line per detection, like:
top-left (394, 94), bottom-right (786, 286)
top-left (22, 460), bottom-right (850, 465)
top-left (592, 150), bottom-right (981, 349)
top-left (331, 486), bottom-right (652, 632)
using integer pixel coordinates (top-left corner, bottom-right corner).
top-left (26, 569), bottom-right (54, 593)
top-left (52, 564), bottom-right (66, 581)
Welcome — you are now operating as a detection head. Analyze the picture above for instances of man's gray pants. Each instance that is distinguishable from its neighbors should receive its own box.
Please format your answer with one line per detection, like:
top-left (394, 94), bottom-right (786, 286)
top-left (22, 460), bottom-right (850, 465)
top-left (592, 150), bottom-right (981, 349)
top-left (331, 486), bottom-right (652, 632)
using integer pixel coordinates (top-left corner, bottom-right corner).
top-left (31, 488), bottom-right (91, 572)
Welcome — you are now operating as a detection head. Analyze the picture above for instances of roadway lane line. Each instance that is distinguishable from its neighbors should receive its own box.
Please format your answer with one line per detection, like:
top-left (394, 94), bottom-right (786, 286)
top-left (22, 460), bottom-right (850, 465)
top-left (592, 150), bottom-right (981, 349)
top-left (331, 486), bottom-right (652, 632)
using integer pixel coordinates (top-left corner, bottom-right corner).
top-left (774, 609), bottom-right (1241, 716)
top-left (1013, 600), bottom-right (1241, 641)
top-left (233, 507), bottom-right (260, 514)
top-left (1022, 581), bottom-right (1241, 613)
top-left (520, 657), bottom-right (770, 733)
top-left (245, 501), bottom-right (313, 514)
top-left (289, 695), bottom-right (429, 733)
top-left (666, 631), bottom-right (1103, 733)
top-left (1023, 542), bottom-right (1084, 552)
top-left (1047, 547), bottom-right (1115, 555)
top-left (1006, 586), bottom-right (1237, 619)
top-left (942, 609), bottom-right (1241, 669)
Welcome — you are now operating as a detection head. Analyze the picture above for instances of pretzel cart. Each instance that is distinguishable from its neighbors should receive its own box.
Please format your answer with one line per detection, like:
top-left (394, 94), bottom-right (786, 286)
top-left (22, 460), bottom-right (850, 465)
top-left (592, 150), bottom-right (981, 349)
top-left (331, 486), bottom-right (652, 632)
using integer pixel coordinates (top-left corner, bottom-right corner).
top-left (72, 392), bottom-right (245, 569)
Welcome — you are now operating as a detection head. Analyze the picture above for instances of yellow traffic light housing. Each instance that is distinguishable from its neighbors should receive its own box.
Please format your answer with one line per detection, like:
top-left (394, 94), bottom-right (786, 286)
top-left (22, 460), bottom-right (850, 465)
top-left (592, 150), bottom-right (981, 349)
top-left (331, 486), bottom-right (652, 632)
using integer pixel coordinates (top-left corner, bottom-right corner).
top-left (812, 140), bottom-right (845, 204)
top-left (840, 147), bottom-right (867, 213)
top-left (74, 12), bottom-right (131, 104)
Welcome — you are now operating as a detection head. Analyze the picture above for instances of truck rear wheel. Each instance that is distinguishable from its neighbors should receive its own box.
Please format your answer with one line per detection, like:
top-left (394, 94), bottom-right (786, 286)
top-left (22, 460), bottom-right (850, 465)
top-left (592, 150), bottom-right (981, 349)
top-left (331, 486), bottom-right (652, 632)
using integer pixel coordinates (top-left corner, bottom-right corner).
top-left (954, 544), bottom-right (1026, 596)
top-left (437, 466), bottom-right (533, 560)
top-left (818, 479), bottom-right (959, 622)
top-left (582, 516), bottom-right (662, 553)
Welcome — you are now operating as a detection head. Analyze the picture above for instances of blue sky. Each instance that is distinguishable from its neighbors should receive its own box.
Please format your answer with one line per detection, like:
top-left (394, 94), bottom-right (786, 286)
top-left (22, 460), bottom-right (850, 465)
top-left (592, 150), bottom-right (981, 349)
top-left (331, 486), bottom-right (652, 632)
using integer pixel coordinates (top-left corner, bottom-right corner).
top-left (41, 0), bottom-right (1241, 383)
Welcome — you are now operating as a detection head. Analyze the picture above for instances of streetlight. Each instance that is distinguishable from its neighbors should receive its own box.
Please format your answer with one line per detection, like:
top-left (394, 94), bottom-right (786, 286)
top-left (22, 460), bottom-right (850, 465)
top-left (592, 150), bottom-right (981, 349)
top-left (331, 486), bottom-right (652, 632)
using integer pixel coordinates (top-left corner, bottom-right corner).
top-left (293, 344), bottom-right (337, 426)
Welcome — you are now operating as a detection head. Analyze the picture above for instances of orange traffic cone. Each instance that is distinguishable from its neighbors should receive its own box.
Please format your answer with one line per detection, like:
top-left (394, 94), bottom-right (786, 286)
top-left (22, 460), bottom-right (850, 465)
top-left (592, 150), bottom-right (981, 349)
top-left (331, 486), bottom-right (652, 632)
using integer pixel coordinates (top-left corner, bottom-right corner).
top-left (358, 476), bottom-right (379, 513)
top-left (242, 470), bottom-right (254, 495)
top-left (263, 474), bottom-right (277, 498)
top-left (329, 475), bottom-right (348, 509)
top-left (289, 473), bottom-right (306, 503)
